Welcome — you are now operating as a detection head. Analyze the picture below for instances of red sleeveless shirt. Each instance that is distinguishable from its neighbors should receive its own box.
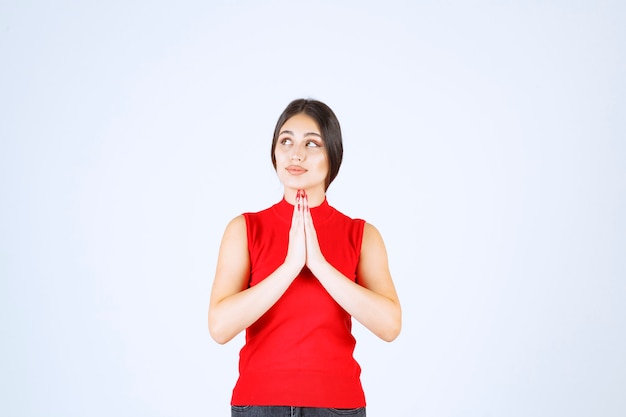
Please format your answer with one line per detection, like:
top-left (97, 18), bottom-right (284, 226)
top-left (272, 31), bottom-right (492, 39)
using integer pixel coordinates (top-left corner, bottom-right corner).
top-left (231, 198), bottom-right (366, 407)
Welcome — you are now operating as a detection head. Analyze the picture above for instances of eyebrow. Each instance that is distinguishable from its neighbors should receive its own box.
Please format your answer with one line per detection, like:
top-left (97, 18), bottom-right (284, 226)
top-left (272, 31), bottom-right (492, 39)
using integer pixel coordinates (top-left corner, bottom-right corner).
top-left (279, 130), bottom-right (322, 138)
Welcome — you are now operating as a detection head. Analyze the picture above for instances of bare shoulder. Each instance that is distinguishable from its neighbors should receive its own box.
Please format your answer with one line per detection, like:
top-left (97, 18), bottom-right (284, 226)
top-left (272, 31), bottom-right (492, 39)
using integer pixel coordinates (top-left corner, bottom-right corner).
top-left (223, 214), bottom-right (247, 240)
top-left (361, 222), bottom-right (388, 257)
top-left (357, 222), bottom-right (397, 295)
top-left (218, 214), bottom-right (249, 268)
top-left (212, 215), bottom-right (250, 297)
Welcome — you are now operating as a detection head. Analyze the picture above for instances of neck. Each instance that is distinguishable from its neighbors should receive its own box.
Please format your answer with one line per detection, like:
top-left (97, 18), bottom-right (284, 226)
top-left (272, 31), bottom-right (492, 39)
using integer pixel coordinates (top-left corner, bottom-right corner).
top-left (284, 186), bottom-right (326, 207)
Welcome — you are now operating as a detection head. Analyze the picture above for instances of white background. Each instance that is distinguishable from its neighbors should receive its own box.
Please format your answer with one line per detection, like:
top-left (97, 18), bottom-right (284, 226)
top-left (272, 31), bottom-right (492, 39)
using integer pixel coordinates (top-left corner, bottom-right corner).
top-left (1, 1), bottom-right (625, 416)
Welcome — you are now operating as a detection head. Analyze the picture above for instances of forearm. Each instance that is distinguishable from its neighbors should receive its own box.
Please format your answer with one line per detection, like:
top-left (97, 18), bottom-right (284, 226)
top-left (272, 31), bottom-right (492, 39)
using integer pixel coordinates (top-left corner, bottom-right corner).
top-left (209, 263), bottom-right (300, 344)
top-left (310, 261), bottom-right (402, 342)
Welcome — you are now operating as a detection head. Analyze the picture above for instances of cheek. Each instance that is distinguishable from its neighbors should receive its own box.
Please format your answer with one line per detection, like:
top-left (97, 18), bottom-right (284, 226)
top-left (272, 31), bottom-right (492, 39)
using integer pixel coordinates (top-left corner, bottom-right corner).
top-left (318, 155), bottom-right (330, 175)
top-left (273, 148), bottom-right (284, 166)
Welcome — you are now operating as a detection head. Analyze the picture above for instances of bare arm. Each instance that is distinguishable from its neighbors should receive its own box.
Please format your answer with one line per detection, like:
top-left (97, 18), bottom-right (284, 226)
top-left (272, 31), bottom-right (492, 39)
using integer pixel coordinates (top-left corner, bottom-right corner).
top-left (208, 202), bottom-right (306, 344)
top-left (303, 196), bottom-right (401, 341)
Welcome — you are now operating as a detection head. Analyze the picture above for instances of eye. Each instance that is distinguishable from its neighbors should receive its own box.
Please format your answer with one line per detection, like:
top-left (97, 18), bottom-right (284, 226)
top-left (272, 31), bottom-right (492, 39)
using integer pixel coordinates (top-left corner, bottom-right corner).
top-left (280, 138), bottom-right (293, 145)
top-left (306, 140), bottom-right (321, 148)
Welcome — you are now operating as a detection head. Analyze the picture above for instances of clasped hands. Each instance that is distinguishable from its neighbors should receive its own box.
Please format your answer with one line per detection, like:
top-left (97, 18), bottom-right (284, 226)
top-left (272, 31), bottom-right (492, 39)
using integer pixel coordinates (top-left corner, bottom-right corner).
top-left (284, 189), bottom-right (326, 274)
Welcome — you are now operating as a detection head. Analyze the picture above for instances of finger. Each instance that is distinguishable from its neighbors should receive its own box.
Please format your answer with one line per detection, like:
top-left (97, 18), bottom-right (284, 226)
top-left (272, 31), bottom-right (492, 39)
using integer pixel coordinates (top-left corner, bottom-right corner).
top-left (301, 192), bottom-right (310, 230)
top-left (303, 194), bottom-right (316, 238)
top-left (291, 190), bottom-right (302, 228)
top-left (296, 189), bottom-right (301, 212)
top-left (303, 189), bottom-right (309, 213)
top-left (299, 191), bottom-right (307, 224)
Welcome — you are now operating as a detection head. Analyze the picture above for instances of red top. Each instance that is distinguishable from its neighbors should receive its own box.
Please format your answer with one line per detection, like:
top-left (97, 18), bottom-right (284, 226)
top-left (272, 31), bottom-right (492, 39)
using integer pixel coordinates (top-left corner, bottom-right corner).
top-left (231, 198), bottom-right (366, 408)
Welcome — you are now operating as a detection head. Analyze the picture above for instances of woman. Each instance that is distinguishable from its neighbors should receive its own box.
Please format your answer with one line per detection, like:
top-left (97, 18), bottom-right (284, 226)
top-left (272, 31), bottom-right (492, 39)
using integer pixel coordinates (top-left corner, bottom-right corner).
top-left (209, 99), bottom-right (401, 416)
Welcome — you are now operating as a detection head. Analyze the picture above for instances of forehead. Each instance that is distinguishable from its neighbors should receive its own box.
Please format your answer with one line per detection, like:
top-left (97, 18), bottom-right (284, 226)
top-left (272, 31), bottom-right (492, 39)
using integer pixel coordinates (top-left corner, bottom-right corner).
top-left (280, 113), bottom-right (321, 134)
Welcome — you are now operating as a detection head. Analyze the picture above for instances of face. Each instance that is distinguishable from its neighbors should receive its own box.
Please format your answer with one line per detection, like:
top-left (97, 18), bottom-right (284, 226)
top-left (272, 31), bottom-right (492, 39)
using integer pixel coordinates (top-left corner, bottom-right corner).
top-left (274, 113), bottom-right (329, 194)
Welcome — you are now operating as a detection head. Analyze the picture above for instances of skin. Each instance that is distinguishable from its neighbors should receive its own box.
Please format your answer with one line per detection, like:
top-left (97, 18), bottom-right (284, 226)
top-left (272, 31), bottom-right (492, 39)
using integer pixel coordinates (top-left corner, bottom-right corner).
top-left (208, 113), bottom-right (401, 344)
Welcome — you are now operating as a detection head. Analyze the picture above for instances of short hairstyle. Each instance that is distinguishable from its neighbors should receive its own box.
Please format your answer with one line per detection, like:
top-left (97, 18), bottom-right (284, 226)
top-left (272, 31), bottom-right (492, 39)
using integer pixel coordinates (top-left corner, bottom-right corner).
top-left (271, 98), bottom-right (343, 190)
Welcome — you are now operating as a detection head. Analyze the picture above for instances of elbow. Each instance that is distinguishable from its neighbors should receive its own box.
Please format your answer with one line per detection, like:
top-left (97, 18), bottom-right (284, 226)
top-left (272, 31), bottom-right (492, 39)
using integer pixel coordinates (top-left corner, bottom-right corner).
top-left (208, 312), bottom-right (234, 345)
top-left (379, 320), bottom-right (401, 342)
top-left (379, 306), bottom-right (402, 342)
top-left (209, 326), bottom-right (230, 345)
top-left (211, 335), bottom-right (231, 345)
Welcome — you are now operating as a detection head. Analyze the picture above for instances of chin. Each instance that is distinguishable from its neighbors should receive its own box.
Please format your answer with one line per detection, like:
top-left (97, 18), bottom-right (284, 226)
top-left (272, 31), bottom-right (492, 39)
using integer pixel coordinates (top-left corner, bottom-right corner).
top-left (277, 174), bottom-right (326, 192)
top-left (277, 175), bottom-right (302, 188)
top-left (282, 181), bottom-right (308, 191)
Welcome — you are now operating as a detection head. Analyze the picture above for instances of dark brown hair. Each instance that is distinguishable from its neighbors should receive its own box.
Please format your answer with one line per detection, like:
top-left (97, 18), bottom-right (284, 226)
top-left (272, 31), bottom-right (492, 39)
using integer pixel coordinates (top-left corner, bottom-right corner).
top-left (271, 98), bottom-right (343, 190)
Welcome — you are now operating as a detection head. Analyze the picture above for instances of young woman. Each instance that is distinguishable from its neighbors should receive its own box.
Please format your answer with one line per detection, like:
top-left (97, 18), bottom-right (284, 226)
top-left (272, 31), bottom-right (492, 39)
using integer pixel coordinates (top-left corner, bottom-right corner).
top-left (209, 99), bottom-right (401, 417)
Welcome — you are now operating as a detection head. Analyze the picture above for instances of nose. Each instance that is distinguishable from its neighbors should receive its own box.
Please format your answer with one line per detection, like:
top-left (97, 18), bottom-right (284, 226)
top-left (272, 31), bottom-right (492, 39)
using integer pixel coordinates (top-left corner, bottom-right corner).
top-left (290, 147), bottom-right (304, 162)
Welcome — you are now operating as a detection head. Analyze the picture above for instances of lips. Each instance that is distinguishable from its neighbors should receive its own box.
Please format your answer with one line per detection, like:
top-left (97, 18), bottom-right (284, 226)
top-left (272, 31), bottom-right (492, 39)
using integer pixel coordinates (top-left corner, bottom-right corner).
top-left (286, 165), bottom-right (307, 175)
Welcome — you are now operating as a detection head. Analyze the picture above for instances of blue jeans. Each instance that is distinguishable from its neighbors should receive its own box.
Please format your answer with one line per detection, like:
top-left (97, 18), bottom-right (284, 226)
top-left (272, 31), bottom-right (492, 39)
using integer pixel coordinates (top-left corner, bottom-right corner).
top-left (231, 406), bottom-right (366, 416)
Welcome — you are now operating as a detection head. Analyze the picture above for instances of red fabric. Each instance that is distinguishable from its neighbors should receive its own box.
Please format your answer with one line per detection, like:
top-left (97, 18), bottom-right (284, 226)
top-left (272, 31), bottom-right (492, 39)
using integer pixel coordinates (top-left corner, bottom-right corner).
top-left (231, 198), bottom-right (366, 408)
